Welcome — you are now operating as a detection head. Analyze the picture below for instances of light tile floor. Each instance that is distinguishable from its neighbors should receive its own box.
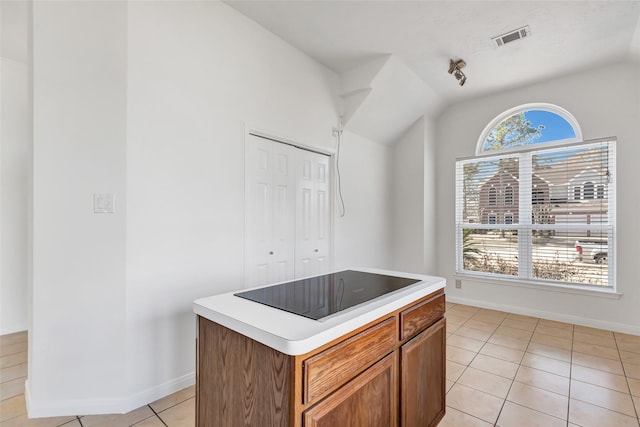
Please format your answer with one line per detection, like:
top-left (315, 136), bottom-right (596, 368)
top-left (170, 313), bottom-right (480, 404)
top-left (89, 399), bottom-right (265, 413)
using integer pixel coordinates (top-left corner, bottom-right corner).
top-left (0, 331), bottom-right (194, 426)
top-left (2, 303), bottom-right (640, 426)
top-left (441, 302), bottom-right (640, 427)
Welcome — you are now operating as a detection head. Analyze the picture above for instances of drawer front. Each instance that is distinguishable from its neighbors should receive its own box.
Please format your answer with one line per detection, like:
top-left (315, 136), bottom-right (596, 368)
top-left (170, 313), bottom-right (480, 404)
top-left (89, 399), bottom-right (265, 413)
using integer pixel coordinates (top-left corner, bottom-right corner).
top-left (399, 292), bottom-right (445, 341)
top-left (303, 317), bottom-right (397, 404)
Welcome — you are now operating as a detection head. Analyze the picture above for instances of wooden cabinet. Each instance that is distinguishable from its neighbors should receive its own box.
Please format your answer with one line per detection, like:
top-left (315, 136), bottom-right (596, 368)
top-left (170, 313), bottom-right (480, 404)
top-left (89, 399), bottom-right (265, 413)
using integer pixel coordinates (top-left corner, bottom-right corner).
top-left (303, 354), bottom-right (397, 427)
top-left (401, 318), bottom-right (446, 427)
top-left (196, 289), bottom-right (445, 427)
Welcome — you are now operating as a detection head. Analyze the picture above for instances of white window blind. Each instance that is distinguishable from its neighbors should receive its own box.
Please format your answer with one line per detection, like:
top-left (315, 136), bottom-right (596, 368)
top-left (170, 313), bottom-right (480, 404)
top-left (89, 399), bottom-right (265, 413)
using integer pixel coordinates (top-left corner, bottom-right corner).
top-left (456, 138), bottom-right (616, 288)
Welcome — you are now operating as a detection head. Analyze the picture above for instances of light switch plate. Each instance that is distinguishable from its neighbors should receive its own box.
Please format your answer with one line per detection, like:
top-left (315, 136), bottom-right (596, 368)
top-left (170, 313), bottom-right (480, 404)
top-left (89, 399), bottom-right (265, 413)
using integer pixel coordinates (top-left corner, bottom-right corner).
top-left (94, 193), bottom-right (115, 214)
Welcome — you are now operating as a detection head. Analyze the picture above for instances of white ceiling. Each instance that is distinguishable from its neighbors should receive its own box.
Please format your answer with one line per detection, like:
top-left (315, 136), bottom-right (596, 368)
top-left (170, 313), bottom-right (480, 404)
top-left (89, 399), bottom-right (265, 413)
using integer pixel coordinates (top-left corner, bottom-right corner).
top-left (227, 1), bottom-right (640, 106)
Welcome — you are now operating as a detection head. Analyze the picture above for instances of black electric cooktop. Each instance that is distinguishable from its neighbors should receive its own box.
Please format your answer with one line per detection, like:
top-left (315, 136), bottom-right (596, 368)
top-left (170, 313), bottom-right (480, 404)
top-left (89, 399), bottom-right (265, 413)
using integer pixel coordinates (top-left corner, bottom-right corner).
top-left (234, 270), bottom-right (420, 321)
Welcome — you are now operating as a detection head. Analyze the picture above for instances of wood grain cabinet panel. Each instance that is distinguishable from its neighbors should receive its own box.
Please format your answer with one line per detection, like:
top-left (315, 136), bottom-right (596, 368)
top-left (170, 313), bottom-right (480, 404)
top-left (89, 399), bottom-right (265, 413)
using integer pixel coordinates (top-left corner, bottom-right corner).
top-left (303, 317), bottom-right (396, 404)
top-left (399, 292), bottom-right (444, 341)
top-left (303, 354), bottom-right (397, 427)
top-left (400, 317), bottom-right (446, 427)
top-left (196, 318), bottom-right (292, 427)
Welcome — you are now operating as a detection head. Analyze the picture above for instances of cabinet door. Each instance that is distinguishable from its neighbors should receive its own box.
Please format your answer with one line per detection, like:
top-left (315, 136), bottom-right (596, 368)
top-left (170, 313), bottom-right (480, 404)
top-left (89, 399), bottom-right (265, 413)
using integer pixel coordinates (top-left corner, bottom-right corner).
top-left (303, 354), bottom-right (397, 427)
top-left (400, 318), bottom-right (446, 427)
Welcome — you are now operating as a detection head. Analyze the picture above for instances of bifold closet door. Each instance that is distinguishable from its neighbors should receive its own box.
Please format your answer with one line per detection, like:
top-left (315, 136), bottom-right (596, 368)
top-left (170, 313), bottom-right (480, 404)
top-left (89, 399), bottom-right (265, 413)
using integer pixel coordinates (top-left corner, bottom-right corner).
top-left (295, 148), bottom-right (331, 278)
top-left (245, 135), bottom-right (296, 287)
top-left (245, 134), bottom-right (332, 288)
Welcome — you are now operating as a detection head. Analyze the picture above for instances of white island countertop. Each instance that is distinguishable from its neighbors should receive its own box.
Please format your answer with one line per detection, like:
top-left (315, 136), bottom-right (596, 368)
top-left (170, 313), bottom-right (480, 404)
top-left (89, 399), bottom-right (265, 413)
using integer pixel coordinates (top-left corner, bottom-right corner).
top-left (193, 268), bottom-right (446, 356)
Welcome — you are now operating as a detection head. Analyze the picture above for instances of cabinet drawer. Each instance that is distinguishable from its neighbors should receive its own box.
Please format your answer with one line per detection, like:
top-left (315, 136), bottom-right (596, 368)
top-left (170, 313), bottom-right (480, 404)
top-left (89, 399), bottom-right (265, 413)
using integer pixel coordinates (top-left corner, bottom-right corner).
top-left (399, 292), bottom-right (444, 341)
top-left (303, 317), bottom-right (396, 404)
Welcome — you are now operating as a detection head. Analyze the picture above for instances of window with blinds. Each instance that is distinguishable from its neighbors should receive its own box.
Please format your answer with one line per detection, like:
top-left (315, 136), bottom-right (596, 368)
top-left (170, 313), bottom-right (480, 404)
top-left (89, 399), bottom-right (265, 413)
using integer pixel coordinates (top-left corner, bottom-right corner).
top-left (455, 138), bottom-right (616, 289)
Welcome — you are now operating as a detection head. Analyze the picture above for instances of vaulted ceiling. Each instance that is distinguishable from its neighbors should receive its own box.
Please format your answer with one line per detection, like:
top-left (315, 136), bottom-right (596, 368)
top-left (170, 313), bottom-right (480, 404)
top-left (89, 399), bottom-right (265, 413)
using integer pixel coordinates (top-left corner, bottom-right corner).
top-left (227, 1), bottom-right (640, 107)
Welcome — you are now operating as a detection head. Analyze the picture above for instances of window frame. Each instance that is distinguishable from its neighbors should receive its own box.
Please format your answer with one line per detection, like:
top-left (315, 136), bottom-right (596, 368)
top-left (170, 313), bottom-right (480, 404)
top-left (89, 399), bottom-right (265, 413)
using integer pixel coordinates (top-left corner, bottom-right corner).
top-left (488, 187), bottom-right (497, 206)
top-left (456, 137), bottom-right (616, 291)
top-left (504, 213), bottom-right (514, 225)
top-left (584, 181), bottom-right (595, 200)
top-left (476, 103), bottom-right (583, 156)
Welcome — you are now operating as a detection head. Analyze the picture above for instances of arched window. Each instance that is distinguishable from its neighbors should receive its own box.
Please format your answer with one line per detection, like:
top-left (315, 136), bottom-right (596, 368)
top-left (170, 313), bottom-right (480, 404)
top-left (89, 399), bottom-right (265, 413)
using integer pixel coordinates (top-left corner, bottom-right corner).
top-left (477, 103), bottom-right (582, 155)
top-left (457, 103), bottom-right (617, 290)
top-left (583, 182), bottom-right (595, 200)
top-left (488, 187), bottom-right (497, 206)
top-left (504, 186), bottom-right (514, 205)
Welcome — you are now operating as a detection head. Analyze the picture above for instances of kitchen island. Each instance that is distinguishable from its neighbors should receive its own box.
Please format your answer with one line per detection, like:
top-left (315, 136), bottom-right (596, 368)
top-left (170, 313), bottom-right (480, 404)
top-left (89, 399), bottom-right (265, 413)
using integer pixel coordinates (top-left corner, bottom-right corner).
top-left (193, 268), bottom-right (446, 427)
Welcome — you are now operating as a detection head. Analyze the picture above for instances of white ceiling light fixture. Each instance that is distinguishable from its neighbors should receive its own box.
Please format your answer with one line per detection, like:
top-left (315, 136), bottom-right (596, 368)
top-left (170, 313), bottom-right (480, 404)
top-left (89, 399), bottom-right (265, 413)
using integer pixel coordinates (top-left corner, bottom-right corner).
top-left (448, 59), bottom-right (467, 86)
top-left (492, 25), bottom-right (531, 47)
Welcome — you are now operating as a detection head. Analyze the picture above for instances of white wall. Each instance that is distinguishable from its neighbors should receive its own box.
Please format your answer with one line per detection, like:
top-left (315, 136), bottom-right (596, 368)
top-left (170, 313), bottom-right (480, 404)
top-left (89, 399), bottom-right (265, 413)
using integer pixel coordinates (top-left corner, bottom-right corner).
top-left (390, 116), bottom-right (438, 275)
top-left (124, 0), bottom-right (345, 405)
top-left (391, 118), bottom-right (425, 272)
top-left (1, 0), bottom-right (30, 335)
top-left (333, 130), bottom-right (393, 271)
top-left (436, 62), bottom-right (640, 333)
top-left (29, 0), bottom-right (129, 415)
top-left (28, 0), bottom-right (396, 416)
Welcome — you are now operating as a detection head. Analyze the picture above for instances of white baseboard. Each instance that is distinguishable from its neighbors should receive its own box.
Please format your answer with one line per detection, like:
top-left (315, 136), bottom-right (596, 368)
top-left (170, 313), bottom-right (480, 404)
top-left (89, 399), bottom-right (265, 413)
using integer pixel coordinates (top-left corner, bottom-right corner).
top-left (25, 379), bottom-right (127, 418)
top-left (446, 296), bottom-right (640, 336)
top-left (25, 373), bottom-right (195, 418)
top-left (0, 325), bottom-right (28, 336)
top-left (122, 372), bottom-right (195, 414)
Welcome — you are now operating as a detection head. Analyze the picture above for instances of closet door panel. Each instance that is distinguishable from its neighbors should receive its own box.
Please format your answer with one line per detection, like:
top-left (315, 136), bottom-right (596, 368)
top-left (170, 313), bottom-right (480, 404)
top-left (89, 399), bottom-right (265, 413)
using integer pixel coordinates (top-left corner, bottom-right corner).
top-left (245, 135), bottom-right (296, 287)
top-left (296, 149), bottom-right (331, 278)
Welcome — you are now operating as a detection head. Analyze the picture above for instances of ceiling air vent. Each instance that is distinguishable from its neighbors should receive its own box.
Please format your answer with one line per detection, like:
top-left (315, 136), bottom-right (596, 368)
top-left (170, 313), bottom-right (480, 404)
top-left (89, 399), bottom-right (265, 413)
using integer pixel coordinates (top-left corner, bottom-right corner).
top-left (492, 25), bottom-right (531, 47)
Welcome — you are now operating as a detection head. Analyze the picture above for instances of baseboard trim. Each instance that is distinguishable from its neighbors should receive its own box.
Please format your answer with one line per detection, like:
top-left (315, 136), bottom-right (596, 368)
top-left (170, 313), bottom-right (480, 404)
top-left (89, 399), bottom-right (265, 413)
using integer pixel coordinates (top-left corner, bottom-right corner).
top-left (0, 326), bottom-right (28, 336)
top-left (446, 296), bottom-right (640, 336)
top-left (25, 379), bottom-right (127, 418)
top-left (25, 373), bottom-right (195, 418)
top-left (123, 372), bottom-right (195, 414)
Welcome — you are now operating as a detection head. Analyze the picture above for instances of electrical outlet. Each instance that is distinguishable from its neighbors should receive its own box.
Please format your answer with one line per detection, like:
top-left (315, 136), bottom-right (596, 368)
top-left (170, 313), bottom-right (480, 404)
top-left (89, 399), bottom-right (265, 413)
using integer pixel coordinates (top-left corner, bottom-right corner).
top-left (455, 279), bottom-right (462, 289)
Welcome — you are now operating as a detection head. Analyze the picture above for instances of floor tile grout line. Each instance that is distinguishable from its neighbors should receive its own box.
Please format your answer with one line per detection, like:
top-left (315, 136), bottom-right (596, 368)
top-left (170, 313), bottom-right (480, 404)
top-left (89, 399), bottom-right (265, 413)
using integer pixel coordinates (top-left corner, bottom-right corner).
top-left (615, 332), bottom-right (640, 420)
top-left (566, 322), bottom-right (575, 424)
top-left (148, 404), bottom-right (169, 427)
top-left (492, 317), bottom-right (541, 426)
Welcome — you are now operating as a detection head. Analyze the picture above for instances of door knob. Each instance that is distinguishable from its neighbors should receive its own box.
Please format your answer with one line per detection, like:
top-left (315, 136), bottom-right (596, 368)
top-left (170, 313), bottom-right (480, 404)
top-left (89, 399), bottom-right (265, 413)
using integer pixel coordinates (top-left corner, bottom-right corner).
top-left (269, 251), bottom-right (274, 255)
top-left (314, 249), bottom-right (319, 252)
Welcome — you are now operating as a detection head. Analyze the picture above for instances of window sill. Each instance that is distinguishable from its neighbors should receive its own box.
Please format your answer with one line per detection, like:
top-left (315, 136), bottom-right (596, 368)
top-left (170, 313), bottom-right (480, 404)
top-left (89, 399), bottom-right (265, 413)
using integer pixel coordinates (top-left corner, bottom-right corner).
top-left (453, 273), bottom-right (622, 299)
